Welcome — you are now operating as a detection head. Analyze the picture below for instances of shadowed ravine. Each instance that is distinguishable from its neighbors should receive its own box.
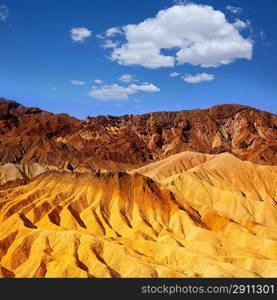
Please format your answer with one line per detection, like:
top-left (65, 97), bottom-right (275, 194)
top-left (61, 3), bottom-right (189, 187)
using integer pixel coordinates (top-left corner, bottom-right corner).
top-left (0, 99), bottom-right (276, 278)
top-left (0, 152), bottom-right (277, 278)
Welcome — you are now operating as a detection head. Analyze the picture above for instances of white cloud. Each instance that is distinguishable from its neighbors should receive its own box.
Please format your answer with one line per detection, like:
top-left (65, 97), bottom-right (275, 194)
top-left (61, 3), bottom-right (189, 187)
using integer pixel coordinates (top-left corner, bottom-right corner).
top-left (108, 4), bottom-right (252, 69)
top-left (118, 74), bottom-right (137, 83)
top-left (233, 19), bottom-right (248, 30)
top-left (129, 83), bottom-right (160, 92)
top-left (70, 80), bottom-right (86, 85)
top-left (89, 83), bottom-right (160, 101)
top-left (183, 73), bottom-right (215, 84)
top-left (170, 72), bottom-right (181, 77)
top-left (89, 84), bottom-right (134, 101)
top-left (102, 39), bottom-right (118, 49)
top-left (226, 5), bottom-right (243, 14)
top-left (106, 27), bottom-right (122, 37)
top-left (70, 27), bottom-right (92, 43)
top-left (94, 79), bottom-right (103, 84)
top-left (96, 34), bottom-right (105, 40)
top-left (0, 4), bottom-right (8, 21)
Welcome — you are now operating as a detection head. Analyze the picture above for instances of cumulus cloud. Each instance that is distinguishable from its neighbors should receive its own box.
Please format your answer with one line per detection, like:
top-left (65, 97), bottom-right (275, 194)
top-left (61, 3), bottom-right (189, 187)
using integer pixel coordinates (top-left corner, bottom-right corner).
top-left (119, 74), bottom-right (137, 83)
top-left (233, 19), bottom-right (248, 30)
top-left (107, 4), bottom-right (252, 69)
top-left (96, 34), bottom-right (105, 40)
top-left (101, 39), bottom-right (118, 49)
top-left (106, 27), bottom-right (122, 37)
top-left (129, 83), bottom-right (160, 92)
top-left (89, 83), bottom-right (160, 101)
top-left (0, 4), bottom-right (8, 21)
top-left (183, 73), bottom-right (215, 84)
top-left (70, 27), bottom-right (92, 43)
top-left (226, 5), bottom-right (243, 14)
top-left (170, 72), bottom-right (181, 77)
top-left (69, 80), bottom-right (86, 85)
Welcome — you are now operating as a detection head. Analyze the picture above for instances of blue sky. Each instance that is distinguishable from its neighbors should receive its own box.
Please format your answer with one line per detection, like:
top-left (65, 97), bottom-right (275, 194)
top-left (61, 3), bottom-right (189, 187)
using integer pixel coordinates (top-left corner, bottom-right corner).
top-left (0, 0), bottom-right (276, 119)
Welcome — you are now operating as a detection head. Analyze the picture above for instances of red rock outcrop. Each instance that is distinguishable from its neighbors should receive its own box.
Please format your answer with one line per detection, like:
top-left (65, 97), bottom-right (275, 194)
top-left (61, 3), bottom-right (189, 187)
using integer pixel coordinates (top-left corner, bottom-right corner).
top-left (0, 98), bottom-right (276, 172)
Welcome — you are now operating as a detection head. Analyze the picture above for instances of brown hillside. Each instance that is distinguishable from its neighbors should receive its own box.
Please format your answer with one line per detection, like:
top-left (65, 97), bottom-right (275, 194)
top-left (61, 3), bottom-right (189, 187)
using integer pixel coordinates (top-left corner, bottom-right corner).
top-left (0, 98), bottom-right (276, 172)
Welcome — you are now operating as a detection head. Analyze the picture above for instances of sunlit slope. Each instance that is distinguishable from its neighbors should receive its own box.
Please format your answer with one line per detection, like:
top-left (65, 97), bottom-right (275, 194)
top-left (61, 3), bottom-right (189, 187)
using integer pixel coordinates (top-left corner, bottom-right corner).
top-left (0, 165), bottom-right (277, 278)
top-left (156, 153), bottom-right (277, 228)
top-left (0, 163), bottom-right (46, 185)
top-left (130, 151), bottom-right (217, 181)
top-left (132, 152), bottom-right (277, 226)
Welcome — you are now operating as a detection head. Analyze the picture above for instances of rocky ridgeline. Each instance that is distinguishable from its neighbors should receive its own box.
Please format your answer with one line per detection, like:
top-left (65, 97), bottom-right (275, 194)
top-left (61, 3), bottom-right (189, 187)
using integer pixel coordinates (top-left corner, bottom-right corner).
top-left (0, 98), bottom-right (276, 172)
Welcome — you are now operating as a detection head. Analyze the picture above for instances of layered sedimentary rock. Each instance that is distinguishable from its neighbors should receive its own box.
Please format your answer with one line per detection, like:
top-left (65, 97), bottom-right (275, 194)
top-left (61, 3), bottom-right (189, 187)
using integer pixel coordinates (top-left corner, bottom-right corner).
top-left (0, 163), bottom-right (46, 185)
top-left (0, 98), bottom-right (276, 173)
top-left (0, 153), bottom-right (277, 278)
top-left (0, 98), bottom-right (276, 278)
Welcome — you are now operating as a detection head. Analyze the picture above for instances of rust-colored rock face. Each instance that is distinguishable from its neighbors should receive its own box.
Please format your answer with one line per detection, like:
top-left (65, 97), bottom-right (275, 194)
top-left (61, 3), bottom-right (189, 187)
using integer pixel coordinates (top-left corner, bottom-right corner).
top-left (0, 98), bottom-right (276, 172)
top-left (0, 98), bottom-right (277, 278)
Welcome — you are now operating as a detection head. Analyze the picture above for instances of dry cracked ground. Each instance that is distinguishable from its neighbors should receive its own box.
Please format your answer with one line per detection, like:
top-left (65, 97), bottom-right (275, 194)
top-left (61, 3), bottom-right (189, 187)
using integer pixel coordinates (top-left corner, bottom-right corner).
top-left (0, 98), bottom-right (277, 278)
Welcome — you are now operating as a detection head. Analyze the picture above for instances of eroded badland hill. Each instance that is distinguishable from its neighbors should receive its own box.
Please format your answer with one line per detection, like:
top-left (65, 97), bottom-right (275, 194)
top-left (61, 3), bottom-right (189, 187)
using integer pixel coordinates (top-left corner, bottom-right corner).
top-left (0, 98), bottom-right (276, 277)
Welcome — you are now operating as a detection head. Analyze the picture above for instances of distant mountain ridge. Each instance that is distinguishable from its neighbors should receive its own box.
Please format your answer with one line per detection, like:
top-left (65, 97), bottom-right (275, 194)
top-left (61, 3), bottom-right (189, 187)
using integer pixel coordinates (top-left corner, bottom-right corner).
top-left (0, 98), bottom-right (277, 278)
top-left (0, 98), bottom-right (276, 172)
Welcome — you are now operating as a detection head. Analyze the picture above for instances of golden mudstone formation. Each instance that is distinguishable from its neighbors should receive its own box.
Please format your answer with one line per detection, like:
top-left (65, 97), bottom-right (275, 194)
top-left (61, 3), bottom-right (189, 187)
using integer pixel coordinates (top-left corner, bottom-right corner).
top-left (0, 99), bottom-right (276, 278)
top-left (0, 152), bottom-right (277, 278)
